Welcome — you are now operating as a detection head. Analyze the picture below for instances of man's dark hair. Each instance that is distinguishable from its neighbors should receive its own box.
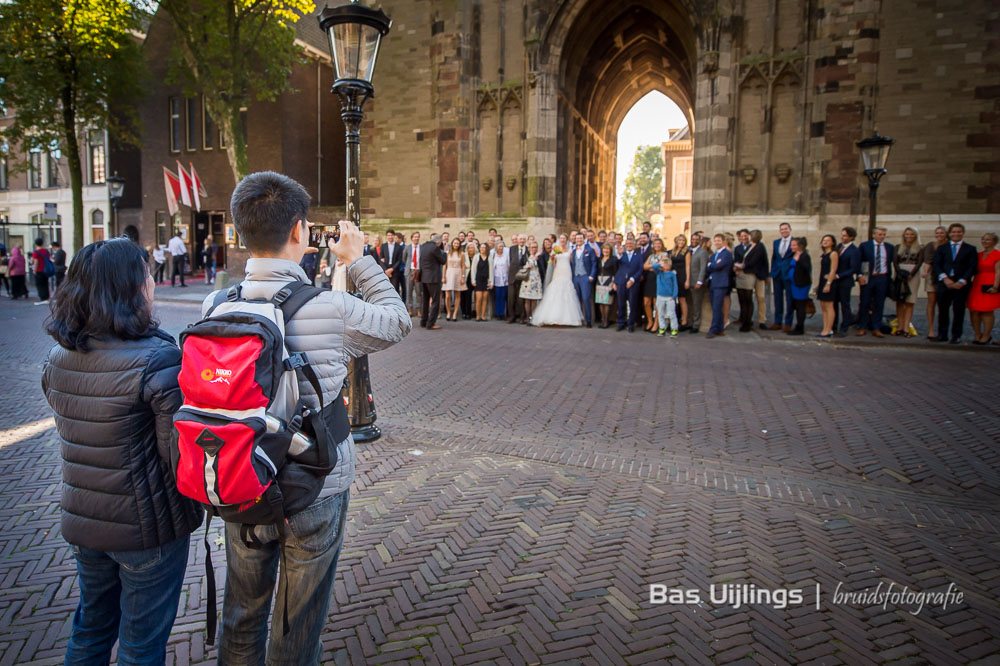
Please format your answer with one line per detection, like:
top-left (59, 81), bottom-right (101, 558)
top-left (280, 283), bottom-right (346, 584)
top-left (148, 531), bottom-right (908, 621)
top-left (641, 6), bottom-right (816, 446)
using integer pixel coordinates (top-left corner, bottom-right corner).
top-left (737, 228), bottom-right (749, 236)
top-left (35, 237), bottom-right (44, 247)
top-left (386, 228), bottom-right (395, 236)
top-left (51, 241), bottom-right (61, 248)
top-left (46, 238), bottom-right (156, 352)
top-left (639, 232), bottom-right (650, 240)
top-left (230, 171), bottom-right (311, 254)
top-left (489, 227), bottom-right (497, 234)
top-left (947, 223), bottom-right (965, 233)
top-left (842, 226), bottom-right (857, 240)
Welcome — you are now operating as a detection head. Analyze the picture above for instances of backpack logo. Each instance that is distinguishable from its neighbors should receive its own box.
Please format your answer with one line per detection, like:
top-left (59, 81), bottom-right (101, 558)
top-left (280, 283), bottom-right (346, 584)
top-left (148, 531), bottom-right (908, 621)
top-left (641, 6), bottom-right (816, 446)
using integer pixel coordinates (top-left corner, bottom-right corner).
top-left (194, 428), bottom-right (225, 456)
top-left (201, 368), bottom-right (232, 384)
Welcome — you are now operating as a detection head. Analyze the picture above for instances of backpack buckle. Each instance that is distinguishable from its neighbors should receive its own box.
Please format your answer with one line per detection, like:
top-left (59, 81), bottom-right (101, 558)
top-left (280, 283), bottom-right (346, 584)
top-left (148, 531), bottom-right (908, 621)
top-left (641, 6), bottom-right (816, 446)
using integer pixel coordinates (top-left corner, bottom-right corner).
top-left (272, 287), bottom-right (292, 305)
top-left (226, 286), bottom-right (241, 302)
top-left (283, 352), bottom-right (309, 370)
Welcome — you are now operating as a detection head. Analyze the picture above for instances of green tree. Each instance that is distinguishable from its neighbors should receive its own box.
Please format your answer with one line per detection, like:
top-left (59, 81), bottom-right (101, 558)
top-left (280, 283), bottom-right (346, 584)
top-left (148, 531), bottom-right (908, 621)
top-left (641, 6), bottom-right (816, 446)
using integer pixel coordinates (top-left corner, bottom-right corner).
top-left (160, 0), bottom-right (315, 185)
top-left (0, 0), bottom-right (145, 252)
top-left (620, 145), bottom-right (663, 227)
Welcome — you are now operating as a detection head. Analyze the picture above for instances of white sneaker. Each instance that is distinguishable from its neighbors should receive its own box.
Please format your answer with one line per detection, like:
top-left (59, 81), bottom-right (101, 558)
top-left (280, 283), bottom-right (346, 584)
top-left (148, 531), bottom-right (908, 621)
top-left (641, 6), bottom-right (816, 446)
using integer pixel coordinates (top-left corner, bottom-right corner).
top-left (34, 300), bottom-right (49, 305)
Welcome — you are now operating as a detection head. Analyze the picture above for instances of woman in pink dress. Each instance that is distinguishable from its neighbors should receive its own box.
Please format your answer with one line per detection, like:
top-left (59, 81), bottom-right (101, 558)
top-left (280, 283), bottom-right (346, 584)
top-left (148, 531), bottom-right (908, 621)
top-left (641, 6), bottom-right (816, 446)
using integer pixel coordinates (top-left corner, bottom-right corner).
top-left (968, 232), bottom-right (1000, 345)
top-left (442, 238), bottom-right (467, 321)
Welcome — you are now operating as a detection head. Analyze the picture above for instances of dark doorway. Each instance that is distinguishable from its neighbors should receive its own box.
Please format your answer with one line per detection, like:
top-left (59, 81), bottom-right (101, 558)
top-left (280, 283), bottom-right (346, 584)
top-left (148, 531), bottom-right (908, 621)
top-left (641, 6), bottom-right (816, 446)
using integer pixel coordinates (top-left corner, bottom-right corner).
top-left (194, 210), bottom-right (227, 271)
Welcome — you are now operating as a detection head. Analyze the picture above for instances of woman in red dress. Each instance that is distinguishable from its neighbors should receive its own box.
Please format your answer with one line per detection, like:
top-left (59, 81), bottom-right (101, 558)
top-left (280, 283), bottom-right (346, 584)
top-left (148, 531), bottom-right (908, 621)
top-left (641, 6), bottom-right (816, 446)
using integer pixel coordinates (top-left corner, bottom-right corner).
top-left (968, 232), bottom-right (1000, 345)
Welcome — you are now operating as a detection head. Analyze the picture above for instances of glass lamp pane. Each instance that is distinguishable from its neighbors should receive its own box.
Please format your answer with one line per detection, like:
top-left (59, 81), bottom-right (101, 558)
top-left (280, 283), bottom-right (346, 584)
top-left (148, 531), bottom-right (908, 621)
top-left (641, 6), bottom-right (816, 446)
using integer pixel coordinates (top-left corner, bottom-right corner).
top-left (329, 22), bottom-right (383, 82)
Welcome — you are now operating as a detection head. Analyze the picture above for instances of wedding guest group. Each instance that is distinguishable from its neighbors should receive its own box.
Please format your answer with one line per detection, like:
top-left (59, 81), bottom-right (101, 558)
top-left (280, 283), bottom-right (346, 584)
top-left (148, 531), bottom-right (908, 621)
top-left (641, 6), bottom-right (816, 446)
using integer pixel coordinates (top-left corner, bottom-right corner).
top-left (354, 222), bottom-right (999, 345)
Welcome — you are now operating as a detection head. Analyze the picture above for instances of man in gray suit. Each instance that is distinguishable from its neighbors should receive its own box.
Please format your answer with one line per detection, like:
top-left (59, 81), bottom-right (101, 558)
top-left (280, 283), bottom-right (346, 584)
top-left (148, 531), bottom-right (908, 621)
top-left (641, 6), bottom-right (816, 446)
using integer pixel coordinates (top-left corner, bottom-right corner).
top-left (688, 233), bottom-right (710, 334)
top-left (419, 233), bottom-right (447, 329)
top-left (507, 234), bottom-right (529, 323)
top-left (403, 231), bottom-right (421, 316)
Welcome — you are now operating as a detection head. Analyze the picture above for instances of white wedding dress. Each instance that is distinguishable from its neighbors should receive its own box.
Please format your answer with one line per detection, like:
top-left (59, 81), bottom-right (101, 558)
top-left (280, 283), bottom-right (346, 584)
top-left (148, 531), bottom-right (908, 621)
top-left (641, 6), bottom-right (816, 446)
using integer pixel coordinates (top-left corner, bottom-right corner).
top-left (532, 251), bottom-right (583, 326)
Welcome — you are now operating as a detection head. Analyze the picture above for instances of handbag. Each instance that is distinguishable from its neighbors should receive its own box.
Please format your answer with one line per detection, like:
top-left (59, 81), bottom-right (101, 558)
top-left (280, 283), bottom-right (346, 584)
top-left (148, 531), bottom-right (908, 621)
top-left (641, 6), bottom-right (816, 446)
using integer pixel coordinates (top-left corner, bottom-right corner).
top-left (735, 272), bottom-right (757, 290)
top-left (805, 298), bottom-right (816, 316)
top-left (515, 265), bottom-right (531, 281)
top-left (595, 284), bottom-right (612, 305)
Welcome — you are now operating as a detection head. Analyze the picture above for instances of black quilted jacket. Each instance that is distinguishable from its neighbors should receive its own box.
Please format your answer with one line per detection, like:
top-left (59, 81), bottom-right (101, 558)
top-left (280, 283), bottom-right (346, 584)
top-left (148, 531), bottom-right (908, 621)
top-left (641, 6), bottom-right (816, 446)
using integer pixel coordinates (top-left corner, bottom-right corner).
top-left (42, 329), bottom-right (203, 552)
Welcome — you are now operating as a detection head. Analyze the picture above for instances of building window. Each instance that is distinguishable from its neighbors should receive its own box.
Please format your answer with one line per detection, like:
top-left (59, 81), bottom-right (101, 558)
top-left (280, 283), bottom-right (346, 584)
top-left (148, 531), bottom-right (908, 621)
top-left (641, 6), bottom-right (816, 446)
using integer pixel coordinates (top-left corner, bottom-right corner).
top-left (28, 149), bottom-right (42, 189)
top-left (202, 99), bottom-right (215, 150)
top-left (89, 130), bottom-right (106, 184)
top-left (156, 210), bottom-right (168, 246)
top-left (91, 209), bottom-right (105, 242)
top-left (48, 148), bottom-right (61, 187)
top-left (672, 156), bottom-right (693, 201)
top-left (240, 106), bottom-right (248, 147)
top-left (169, 97), bottom-right (182, 153)
top-left (186, 97), bottom-right (198, 151)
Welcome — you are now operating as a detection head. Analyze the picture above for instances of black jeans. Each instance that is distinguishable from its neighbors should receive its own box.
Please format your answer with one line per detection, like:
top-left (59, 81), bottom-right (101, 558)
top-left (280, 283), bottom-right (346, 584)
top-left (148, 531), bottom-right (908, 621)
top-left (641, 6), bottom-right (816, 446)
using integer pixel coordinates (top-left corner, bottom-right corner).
top-left (34, 272), bottom-right (50, 302)
top-left (736, 288), bottom-right (754, 330)
top-left (421, 282), bottom-right (441, 327)
top-left (171, 255), bottom-right (186, 286)
top-left (793, 298), bottom-right (808, 332)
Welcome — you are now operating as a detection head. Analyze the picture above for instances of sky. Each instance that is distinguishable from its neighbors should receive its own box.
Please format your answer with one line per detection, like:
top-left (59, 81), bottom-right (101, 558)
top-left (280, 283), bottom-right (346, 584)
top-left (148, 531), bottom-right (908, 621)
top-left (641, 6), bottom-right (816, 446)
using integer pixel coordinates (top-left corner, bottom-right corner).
top-left (615, 91), bottom-right (688, 209)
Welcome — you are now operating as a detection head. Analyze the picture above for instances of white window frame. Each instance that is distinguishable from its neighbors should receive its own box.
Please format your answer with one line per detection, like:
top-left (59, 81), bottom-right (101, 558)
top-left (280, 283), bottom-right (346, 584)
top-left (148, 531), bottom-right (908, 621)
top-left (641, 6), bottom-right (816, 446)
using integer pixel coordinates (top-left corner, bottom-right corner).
top-left (671, 156), bottom-right (693, 201)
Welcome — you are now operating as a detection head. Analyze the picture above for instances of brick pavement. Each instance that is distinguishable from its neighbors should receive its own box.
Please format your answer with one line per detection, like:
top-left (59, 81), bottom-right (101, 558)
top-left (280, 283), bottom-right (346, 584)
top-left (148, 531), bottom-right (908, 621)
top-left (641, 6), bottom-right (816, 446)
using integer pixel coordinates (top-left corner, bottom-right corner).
top-left (1, 299), bottom-right (999, 665)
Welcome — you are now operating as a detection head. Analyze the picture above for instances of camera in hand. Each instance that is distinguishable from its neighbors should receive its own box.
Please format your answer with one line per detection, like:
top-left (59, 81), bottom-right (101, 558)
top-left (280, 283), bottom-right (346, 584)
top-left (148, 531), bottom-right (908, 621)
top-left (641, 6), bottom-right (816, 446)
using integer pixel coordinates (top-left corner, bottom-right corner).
top-left (309, 223), bottom-right (341, 248)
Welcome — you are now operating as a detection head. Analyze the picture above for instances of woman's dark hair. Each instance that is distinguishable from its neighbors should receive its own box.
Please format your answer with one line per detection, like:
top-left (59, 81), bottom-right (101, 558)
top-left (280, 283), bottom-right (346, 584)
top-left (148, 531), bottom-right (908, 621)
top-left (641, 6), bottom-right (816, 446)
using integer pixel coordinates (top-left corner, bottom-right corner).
top-left (792, 236), bottom-right (808, 250)
top-left (46, 238), bottom-right (156, 352)
top-left (821, 234), bottom-right (836, 252)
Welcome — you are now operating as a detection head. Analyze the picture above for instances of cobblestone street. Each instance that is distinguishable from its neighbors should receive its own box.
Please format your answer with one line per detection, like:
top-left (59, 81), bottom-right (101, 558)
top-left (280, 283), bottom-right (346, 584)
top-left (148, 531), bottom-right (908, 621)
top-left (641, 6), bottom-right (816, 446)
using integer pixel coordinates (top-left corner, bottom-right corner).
top-left (1, 297), bottom-right (999, 665)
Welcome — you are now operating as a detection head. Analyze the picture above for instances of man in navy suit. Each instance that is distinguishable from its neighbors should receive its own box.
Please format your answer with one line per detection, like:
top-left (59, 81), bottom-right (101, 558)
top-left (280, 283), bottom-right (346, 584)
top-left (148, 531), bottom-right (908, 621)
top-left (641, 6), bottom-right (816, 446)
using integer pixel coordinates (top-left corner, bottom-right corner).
top-left (833, 226), bottom-right (862, 336)
top-left (701, 234), bottom-right (734, 338)
top-left (570, 237), bottom-right (599, 328)
top-left (857, 226), bottom-right (895, 337)
top-left (379, 229), bottom-right (406, 296)
top-left (932, 223), bottom-right (978, 343)
top-left (614, 237), bottom-right (643, 332)
top-left (769, 222), bottom-right (795, 330)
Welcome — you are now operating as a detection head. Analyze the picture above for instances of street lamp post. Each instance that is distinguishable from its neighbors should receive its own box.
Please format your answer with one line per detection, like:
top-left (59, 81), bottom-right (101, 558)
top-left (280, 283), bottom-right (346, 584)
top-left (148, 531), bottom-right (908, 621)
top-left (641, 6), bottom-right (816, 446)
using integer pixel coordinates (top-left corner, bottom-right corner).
top-left (856, 132), bottom-right (894, 241)
top-left (319, 1), bottom-right (391, 443)
top-left (107, 171), bottom-right (125, 238)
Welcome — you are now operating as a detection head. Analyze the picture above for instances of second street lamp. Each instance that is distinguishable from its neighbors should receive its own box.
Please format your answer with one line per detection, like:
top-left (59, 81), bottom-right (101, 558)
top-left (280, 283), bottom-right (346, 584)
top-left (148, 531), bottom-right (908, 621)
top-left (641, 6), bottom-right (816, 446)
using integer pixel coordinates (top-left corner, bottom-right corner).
top-left (107, 172), bottom-right (125, 238)
top-left (856, 132), bottom-right (894, 241)
top-left (319, 1), bottom-right (392, 443)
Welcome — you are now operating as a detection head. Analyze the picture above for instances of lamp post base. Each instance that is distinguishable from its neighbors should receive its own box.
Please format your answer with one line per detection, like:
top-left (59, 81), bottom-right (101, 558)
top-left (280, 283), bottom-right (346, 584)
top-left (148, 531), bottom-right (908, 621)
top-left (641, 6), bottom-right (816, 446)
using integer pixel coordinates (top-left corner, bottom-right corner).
top-left (351, 423), bottom-right (382, 443)
top-left (345, 352), bottom-right (380, 442)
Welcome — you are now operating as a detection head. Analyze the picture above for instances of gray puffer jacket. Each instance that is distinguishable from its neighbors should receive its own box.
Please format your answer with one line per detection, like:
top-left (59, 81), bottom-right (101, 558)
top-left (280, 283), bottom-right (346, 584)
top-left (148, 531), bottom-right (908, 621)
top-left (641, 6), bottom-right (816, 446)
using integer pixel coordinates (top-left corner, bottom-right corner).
top-left (202, 255), bottom-right (410, 498)
top-left (42, 330), bottom-right (204, 552)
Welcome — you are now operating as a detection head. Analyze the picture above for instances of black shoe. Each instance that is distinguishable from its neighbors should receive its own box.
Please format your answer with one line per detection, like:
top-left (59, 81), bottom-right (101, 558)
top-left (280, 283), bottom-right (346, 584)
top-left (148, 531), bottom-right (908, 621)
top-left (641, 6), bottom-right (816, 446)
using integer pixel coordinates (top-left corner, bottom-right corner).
top-left (617, 325), bottom-right (625, 331)
top-left (739, 326), bottom-right (752, 333)
top-left (759, 323), bottom-right (767, 331)
top-left (949, 338), bottom-right (961, 345)
top-left (688, 328), bottom-right (699, 334)
top-left (706, 332), bottom-right (716, 339)
top-left (586, 322), bottom-right (592, 328)
top-left (679, 324), bottom-right (691, 332)
top-left (933, 335), bottom-right (948, 342)
top-left (787, 329), bottom-right (804, 336)
top-left (628, 325), bottom-right (635, 333)
top-left (834, 331), bottom-right (848, 338)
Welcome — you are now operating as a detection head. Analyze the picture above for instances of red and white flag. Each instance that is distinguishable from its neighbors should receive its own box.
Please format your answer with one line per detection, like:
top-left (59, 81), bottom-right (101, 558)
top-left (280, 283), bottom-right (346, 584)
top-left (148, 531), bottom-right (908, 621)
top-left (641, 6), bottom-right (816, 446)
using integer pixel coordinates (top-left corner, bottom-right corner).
top-left (176, 161), bottom-right (193, 208)
top-left (163, 167), bottom-right (181, 217)
top-left (189, 163), bottom-right (207, 212)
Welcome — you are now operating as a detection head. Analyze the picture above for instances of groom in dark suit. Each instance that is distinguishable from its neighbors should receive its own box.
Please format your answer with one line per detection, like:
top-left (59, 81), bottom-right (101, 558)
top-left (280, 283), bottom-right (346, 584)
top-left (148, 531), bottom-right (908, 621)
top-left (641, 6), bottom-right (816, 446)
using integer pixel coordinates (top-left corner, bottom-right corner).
top-left (614, 238), bottom-right (644, 332)
top-left (932, 223), bottom-right (978, 343)
top-left (570, 237), bottom-right (599, 328)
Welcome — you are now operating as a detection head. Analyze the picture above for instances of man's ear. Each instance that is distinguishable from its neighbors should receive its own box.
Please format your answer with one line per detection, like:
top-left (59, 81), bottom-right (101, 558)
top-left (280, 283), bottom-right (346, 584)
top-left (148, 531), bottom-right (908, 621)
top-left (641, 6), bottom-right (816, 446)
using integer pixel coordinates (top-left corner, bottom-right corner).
top-left (288, 219), bottom-right (304, 246)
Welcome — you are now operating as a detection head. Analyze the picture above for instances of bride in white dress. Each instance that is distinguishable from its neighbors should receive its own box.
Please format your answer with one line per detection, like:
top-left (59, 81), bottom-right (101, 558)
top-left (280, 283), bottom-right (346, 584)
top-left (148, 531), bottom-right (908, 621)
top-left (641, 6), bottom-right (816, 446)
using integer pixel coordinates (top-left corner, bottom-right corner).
top-left (532, 235), bottom-right (583, 326)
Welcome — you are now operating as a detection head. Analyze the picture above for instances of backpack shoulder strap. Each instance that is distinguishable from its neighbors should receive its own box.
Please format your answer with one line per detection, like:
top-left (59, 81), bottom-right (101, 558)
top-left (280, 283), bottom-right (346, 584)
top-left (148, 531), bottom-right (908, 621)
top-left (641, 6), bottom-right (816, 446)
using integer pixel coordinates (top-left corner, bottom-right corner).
top-left (272, 281), bottom-right (325, 323)
top-left (205, 285), bottom-right (242, 317)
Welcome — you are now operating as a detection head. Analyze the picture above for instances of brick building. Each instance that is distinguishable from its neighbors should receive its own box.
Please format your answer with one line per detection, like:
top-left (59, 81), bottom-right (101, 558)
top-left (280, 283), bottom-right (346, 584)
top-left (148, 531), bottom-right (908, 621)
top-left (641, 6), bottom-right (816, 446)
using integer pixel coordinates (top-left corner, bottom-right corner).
top-left (342, 0), bottom-right (998, 247)
top-left (116, 7), bottom-right (347, 275)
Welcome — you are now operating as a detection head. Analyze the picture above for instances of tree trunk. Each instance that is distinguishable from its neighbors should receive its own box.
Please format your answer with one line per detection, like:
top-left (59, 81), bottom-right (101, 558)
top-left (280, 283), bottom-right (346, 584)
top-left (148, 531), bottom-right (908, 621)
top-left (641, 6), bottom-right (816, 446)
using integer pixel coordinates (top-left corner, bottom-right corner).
top-left (60, 86), bottom-right (84, 254)
top-left (218, 102), bottom-right (249, 185)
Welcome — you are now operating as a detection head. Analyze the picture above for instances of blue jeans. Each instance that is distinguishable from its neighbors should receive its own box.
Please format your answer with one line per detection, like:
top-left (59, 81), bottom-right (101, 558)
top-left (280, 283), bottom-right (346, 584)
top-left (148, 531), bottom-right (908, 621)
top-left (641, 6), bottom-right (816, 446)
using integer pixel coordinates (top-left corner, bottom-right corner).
top-left (494, 285), bottom-right (507, 318)
top-left (220, 490), bottom-right (350, 666)
top-left (772, 276), bottom-right (794, 326)
top-left (572, 275), bottom-right (593, 323)
top-left (65, 535), bottom-right (190, 666)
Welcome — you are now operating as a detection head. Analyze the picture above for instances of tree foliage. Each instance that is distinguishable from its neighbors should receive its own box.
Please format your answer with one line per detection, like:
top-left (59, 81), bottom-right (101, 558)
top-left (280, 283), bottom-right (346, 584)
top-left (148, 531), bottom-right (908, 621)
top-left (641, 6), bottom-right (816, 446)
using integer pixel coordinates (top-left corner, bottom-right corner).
top-left (0, 0), bottom-right (145, 252)
top-left (621, 145), bottom-right (663, 227)
top-left (160, 0), bottom-right (315, 185)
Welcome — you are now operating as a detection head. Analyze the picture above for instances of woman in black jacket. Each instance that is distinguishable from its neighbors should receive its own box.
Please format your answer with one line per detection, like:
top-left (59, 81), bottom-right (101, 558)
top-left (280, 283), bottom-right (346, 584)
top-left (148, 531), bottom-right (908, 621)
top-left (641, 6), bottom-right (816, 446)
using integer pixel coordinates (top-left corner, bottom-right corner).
top-left (42, 238), bottom-right (202, 665)
top-left (787, 237), bottom-right (813, 335)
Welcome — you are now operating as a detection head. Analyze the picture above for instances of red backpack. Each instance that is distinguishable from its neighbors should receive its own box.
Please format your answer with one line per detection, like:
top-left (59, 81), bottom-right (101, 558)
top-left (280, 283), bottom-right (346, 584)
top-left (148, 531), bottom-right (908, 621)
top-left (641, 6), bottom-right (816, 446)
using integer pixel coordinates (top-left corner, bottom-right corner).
top-left (172, 280), bottom-right (350, 642)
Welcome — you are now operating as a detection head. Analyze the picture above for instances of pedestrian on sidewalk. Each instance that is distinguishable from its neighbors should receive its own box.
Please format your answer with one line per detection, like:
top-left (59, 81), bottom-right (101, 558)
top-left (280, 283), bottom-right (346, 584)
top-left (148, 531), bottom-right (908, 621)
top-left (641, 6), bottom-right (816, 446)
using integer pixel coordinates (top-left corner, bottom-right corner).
top-left (153, 244), bottom-right (167, 283)
top-left (0, 247), bottom-right (10, 297)
top-left (168, 231), bottom-right (187, 287)
top-left (31, 237), bottom-right (52, 304)
top-left (8, 247), bottom-right (28, 299)
top-left (42, 238), bottom-right (203, 665)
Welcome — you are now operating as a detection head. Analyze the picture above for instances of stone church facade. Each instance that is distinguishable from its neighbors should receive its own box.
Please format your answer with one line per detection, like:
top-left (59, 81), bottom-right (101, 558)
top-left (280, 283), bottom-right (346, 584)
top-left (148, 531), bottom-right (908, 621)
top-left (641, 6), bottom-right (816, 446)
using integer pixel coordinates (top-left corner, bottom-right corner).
top-left (358, 0), bottom-right (999, 242)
